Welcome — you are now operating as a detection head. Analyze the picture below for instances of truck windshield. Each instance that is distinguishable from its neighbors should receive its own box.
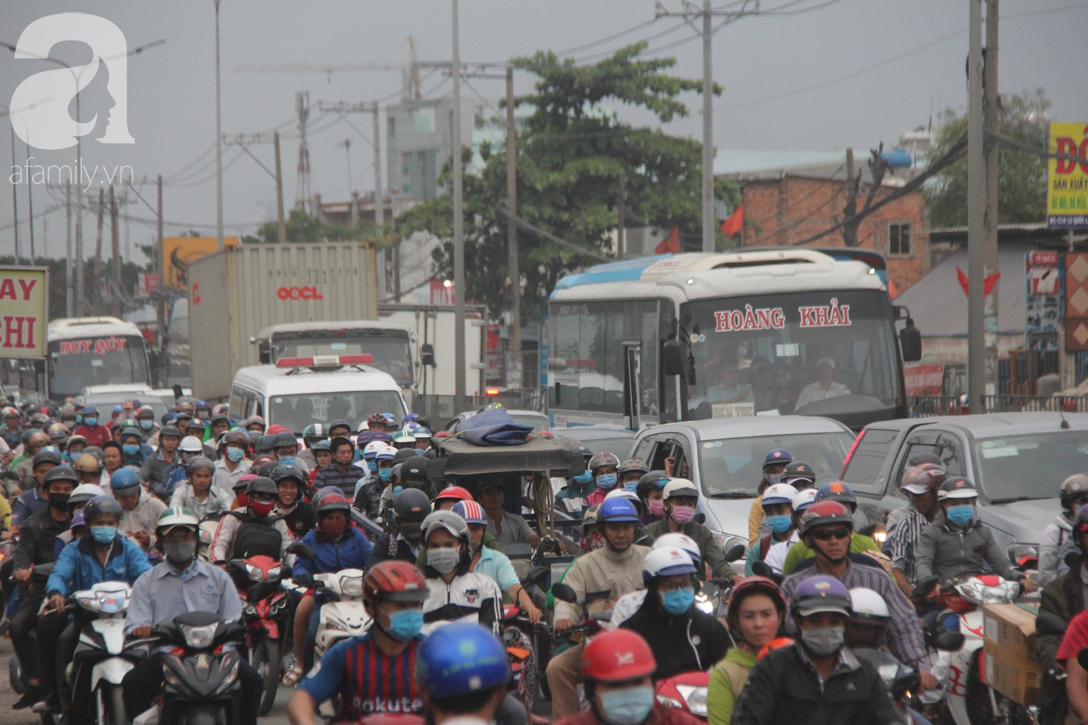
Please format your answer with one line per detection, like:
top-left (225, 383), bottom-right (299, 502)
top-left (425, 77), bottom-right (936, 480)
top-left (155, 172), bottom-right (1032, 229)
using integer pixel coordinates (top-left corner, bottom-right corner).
top-left (273, 332), bottom-right (413, 388)
top-left (696, 431), bottom-right (854, 497)
top-left (270, 391), bottom-right (406, 436)
top-left (48, 336), bottom-right (149, 400)
top-left (973, 432), bottom-right (1088, 502)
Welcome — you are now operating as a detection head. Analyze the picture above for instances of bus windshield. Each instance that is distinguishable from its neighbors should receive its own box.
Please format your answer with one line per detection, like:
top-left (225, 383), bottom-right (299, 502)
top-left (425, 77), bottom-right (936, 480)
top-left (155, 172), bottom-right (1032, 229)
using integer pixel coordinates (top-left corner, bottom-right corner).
top-left (272, 332), bottom-right (413, 388)
top-left (48, 336), bottom-right (150, 399)
top-left (681, 289), bottom-right (902, 419)
top-left (270, 391), bottom-right (407, 436)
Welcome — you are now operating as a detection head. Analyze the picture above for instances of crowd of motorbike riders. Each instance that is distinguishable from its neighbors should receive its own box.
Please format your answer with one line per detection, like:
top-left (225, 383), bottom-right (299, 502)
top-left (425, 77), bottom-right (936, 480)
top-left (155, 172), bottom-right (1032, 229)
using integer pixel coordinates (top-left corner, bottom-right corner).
top-left (2, 394), bottom-right (1088, 725)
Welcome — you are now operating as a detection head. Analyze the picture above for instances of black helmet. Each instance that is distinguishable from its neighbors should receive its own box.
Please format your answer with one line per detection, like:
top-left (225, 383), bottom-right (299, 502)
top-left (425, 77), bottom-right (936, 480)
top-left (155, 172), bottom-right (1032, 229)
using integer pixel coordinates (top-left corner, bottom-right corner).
top-left (782, 460), bottom-right (816, 488)
top-left (311, 438), bottom-right (331, 452)
top-left (32, 450), bottom-right (62, 468)
top-left (83, 495), bottom-right (123, 523)
top-left (246, 476), bottom-right (278, 497)
top-left (210, 414), bottom-right (230, 428)
top-left (272, 431), bottom-right (298, 449)
top-left (255, 434), bottom-right (276, 453)
top-left (303, 424), bottom-right (327, 445)
top-left (400, 456), bottom-right (428, 483)
top-left (271, 464), bottom-right (306, 486)
top-left (636, 470), bottom-right (670, 496)
top-left (221, 429), bottom-right (249, 448)
top-left (393, 448), bottom-right (417, 466)
top-left (43, 465), bottom-right (79, 486)
top-left (393, 488), bottom-right (431, 523)
top-left (256, 460), bottom-right (280, 478)
top-left (160, 425), bottom-right (183, 439)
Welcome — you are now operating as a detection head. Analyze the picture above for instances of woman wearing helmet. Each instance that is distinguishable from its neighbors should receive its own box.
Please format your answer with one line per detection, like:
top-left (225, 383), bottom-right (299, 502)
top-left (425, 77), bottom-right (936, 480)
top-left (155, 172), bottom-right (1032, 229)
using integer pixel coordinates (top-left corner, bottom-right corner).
top-left (52, 483), bottom-right (106, 559)
top-left (634, 470), bottom-right (670, 525)
top-left (584, 452), bottom-right (621, 507)
top-left (914, 477), bottom-right (1037, 592)
top-left (744, 483), bottom-right (798, 576)
top-left (368, 488), bottom-right (432, 567)
top-left (169, 457), bottom-right (231, 520)
top-left (1039, 473), bottom-right (1088, 587)
top-left (285, 493), bottom-right (374, 684)
top-left (419, 510), bottom-right (503, 635)
top-left (645, 479), bottom-right (734, 581)
top-left (707, 576), bottom-right (786, 725)
top-left (213, 429), bottom-right (252, 494)
top-left (620, 547), bottom-right (730, 680)
top-left (610, 533), bottom-right (702, 627)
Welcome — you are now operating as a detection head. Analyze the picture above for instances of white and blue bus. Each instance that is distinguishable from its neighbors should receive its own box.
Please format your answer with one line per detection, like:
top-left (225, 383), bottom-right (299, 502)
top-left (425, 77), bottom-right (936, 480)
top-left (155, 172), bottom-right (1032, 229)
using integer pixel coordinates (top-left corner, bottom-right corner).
top-left (545, 249), bottom-right (920, 431)
top-left (46, 317), bottom-right (151, 402)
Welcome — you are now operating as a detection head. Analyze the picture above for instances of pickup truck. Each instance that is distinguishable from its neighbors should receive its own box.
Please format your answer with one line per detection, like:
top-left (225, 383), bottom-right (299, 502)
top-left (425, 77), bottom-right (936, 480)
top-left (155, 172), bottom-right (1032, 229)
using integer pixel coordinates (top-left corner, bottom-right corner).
top-left (840, 412), bottom-right (1088, 560)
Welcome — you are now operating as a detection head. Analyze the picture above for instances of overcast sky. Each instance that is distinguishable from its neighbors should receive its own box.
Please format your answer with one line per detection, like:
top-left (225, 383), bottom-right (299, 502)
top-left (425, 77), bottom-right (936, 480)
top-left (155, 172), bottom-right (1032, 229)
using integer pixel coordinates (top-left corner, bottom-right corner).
top-left (1, 0), bottom-right (1086, 264)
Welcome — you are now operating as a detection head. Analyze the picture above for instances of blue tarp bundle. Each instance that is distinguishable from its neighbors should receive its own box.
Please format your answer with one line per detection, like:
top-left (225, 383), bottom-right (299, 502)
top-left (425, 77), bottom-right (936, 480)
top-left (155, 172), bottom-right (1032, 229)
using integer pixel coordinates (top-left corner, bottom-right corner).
top-left (458, 408), bottom-right (533, 446)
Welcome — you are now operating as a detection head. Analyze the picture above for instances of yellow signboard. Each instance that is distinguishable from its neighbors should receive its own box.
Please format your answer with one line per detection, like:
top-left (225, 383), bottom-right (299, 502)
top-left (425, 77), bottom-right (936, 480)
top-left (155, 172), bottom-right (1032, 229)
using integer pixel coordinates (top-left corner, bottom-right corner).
top-left (163, 236), bottom-right (238, 290)
top-left (0, 266), bottom-right (48, 359)
top-left (1048, 122), bottom-right (1088, 229)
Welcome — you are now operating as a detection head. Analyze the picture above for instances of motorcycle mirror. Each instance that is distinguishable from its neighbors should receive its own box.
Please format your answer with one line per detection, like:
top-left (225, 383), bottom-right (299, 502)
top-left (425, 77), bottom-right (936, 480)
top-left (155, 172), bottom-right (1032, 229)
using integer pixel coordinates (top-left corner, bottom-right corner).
top-left (694, 512), bottom-right (706, 525)
top-left (247, 581), bottom-right (276, 604)
top-left (935, 631), bottom-right (966, 651)
top-left (524, 565), bottom-right (550, 589)
top-left (1036, 614), bottom-right (1069, 637)
top-left (286, 542), bottom-right (317, 561)
top-left (552, 583), bottom-right (578, 604)
top-left (724, 544), bottom-right (746, 563)
top-left (913, 576), bottom-right (939, 598)
top-left (751, 561), bottom-right (774, 578)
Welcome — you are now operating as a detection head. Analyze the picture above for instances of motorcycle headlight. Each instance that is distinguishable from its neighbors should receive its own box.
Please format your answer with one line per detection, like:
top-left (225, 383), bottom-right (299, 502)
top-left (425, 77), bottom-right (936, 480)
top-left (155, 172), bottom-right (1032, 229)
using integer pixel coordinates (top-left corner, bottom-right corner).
top-left (1007, 544), bottom-right (1038, 566)
top-left (76, 594), bottom-right (99, 612)
top-left (266, 565), bottom-right (282, 581)
top-left (980, 582), bottom-right (1019, 604)
top-left (97, 591), bottom-right (128, 614)
top-left (655, 695), bottom-right (683, 709)
top-left (244, 604), bottom-right (257, 617)
top-left (673, 685), bottom-right (708, 717)
top-left (340, 575), bottom-right (364, 598)
top-left (178, 622), bottom-right (218, 649)
top-left (245, 563), bottom-right (263, 582)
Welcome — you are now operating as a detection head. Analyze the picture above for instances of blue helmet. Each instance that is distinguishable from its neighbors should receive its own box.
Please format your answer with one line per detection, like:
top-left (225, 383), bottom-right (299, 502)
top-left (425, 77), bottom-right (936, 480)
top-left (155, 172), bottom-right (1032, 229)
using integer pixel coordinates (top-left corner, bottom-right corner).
top-left (763, 449), bottom-right (793, 469)
top-left (414, 622), bottom-right (510, 699)
top-left (597, 497), bottom-right (640, 523)
top-left (109, 468), bottom-right (141, 492)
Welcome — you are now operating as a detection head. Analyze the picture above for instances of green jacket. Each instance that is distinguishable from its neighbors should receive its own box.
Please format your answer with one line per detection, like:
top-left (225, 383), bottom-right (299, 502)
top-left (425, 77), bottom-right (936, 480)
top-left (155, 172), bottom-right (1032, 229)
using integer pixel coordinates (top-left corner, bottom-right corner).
top-left (643, 519), bottom-right (734, 580)
top-left (707, 647), bottom-right (756, 725)
top-left (781, 533), bottom-right (879, 576)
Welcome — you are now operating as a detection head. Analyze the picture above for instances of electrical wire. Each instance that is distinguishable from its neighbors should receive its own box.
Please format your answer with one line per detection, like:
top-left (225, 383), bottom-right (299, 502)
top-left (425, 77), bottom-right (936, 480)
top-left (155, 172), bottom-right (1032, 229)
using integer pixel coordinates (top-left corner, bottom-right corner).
top-left (554, 18), bottom-right (660, 56)
top-left (757, 0), bottom-right (846, 15)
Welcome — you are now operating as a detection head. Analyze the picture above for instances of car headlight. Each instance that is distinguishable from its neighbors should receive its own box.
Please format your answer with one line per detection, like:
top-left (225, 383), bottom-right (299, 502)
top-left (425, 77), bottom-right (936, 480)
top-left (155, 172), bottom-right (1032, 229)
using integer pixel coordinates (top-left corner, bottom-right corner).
top-left (178, 622), bottom-right (218, 649)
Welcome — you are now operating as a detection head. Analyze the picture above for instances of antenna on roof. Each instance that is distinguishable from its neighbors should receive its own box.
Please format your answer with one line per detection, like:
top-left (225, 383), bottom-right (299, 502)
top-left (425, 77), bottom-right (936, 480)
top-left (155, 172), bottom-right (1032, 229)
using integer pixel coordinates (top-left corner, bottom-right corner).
top-left (1058, 407), bottom-right (1071, 430)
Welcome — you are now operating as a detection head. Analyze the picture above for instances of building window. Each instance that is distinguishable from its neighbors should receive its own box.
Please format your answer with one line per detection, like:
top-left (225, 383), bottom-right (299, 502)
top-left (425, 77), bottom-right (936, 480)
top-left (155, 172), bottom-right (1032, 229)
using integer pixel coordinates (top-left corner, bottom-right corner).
top-left (888, 222), bottom-right (911, 257)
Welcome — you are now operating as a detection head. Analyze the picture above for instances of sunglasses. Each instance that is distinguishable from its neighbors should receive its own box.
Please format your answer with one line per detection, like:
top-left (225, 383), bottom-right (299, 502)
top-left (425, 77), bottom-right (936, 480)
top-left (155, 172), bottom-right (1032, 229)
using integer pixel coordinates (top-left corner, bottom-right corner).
top-left (811, 528), bottom-right (852, 541)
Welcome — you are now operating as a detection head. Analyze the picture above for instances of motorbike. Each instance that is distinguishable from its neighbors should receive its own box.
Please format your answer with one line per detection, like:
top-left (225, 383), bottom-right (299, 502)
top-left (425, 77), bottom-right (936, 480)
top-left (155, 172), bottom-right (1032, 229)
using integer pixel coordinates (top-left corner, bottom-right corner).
top-left (197, 515), bottom-right (223, 563)
top-left (64, 581), bottom-right (147, 725)
top-left (132, 610), bottom-right (248, 725)
top-left (655, 671), bottom-right (710, 721)
top-left (227, 555), bottom-right (289, 717)
top-left (311, 568), bottom-right (371, 661)
top-left (854, 648), bottom-right (921, 725)
top-left (501, 562), bottom-right (551, 712)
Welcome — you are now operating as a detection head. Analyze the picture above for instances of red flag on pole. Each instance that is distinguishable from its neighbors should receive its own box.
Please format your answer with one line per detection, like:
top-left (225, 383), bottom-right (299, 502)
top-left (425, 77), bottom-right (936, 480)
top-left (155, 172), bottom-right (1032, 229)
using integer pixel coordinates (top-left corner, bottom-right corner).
top-left (655, 226), bottom-right (680, 255)
top-left (720, 206), bottom-right (744, 237)
top-left (955, 266), bottom-right (1001, 296)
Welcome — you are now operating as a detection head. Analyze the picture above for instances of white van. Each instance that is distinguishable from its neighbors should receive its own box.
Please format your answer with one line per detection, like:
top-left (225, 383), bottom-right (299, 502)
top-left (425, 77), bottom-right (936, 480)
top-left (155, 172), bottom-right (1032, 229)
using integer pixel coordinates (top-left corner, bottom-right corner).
top-left (229, 355), bottom-right (408, 435)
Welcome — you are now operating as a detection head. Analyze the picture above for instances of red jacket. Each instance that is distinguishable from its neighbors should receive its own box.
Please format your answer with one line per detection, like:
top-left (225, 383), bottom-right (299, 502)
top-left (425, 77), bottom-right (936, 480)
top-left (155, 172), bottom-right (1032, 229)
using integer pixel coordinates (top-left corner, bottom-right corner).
top-left (73, 424), bottom-right (111, 448)
top-left (555, 704), bottom-right (702, 725)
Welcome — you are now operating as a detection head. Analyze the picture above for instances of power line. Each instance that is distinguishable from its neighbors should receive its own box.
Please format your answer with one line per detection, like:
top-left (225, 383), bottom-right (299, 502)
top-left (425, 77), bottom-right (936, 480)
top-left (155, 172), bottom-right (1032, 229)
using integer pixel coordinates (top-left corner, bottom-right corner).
top-left (553, 18), bottom-right (659, 56)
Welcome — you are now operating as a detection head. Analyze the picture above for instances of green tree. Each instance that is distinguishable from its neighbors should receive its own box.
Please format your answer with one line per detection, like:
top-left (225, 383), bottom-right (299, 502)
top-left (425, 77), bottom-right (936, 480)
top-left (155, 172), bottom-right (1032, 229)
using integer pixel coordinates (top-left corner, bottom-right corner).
top-left (242, 208), bottom-right (382, 245)
top-left (395, 42), bottom-right (739, 323)
top-left (924, 88), bottom-right (1050, 228)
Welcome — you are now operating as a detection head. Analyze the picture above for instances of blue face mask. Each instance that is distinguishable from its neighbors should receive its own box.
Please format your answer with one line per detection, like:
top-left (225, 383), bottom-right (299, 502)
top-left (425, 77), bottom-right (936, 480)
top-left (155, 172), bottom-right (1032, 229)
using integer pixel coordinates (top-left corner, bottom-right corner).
top-left (75, 414), bottom-right (83, 425)
top-left (139, 419), bottom-right (153, 430)
top-left (659, 587), bottom-right (695, 616)
top-left (90, 526), bottom-right (116, 545)
top-left (596, 473), bottom-right (618, 490)
top-left (598, 686), bottom-right (655, 725)
top-left (367, 459), bottom-right (378, 473)
top-left (123, 444), bottom-right (141, 457)
top-left (383, 607), bottom-right (423, 641)
top-left (947, 504), bottom-right (975, 526)
top-left (572, 471), bottom-right (593, 486)
top-left (766, 514), bottom-right (793, 534)
top-left (393, 486), bottom-right (403, 496)
top-left (84, 417), bottom-right (98, 427)
top-left (623, 481), bottom-right (639, 493)
top-left (379, 467), bottom-right (392, 482)
top-left (226, 447), bottom-right (245, 463)
top-left (278, 456), bottom-right (296, 467)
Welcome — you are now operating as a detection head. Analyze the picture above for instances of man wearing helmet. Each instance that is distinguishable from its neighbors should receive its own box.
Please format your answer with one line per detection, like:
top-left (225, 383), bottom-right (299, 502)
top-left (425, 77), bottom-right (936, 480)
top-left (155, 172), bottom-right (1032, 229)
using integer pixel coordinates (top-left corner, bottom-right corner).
top-left (781, 500), bottom-right (936, 693)
top-left (476, 474), bottom-right (539, 547)
top-left (584, 452), bottom-right (620, 507)
top-left (644, 479), bottom-right (734, 581)
top-left (845, 587), bottom-right (892, 651)
top-left (211, 476), bottom-right (295, 564)
top-left (72, 405), bottom-right (109, 448)
top-left (731, 575), bottom-right (899, 724)
top-left (12, 448), bottom-right (61, 531)
top-left (40, 495), bottom-right (151, 722)
top-left (1038, 473), bottom-right (1088, 587)
top-left (313, 436), bottom-right (363, 497)
top-left (160, 435), bottom-right (209, 497)
top-left (413, 622), bottom-right (513, 725)
top-left (745, 483), bottom-right (798, 576)
top-left (781, 482), bottom-right (881, 576)
top-left (620, 547), bottom-right (730, 680)
top-left (547, 497), bottom-right (650, 719)
top-left (122, 507), bottom-right (262, 725)
top-left (368, 488), bottom-right (431, 567)
top-left (885, 464), bottom-right (947, 597)
top-left (109, 468), bottom-right (167, 551)
top-left (212, 428), bottom-right (252, 493)
top-left (419, 510), bottom-right (503, 634)
top-left (13, 431), bottom-right (53, 491)
top-left (169, 457), bottom-right (231, 519)
top-left (287, 561), bottom-right (428, 725)
top-left (271, 464), bottom-right (315, 537)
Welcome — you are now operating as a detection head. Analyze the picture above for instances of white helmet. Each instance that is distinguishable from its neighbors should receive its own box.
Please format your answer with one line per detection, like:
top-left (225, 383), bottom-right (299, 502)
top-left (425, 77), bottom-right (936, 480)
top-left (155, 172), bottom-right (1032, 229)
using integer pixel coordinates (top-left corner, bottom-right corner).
top-left (69, 483), bottom-right (105, 507)
top-left (642, 547), bottom-right (697, 583)
top-left (849, 587), bottom-right (890, 622)
top-left (793, 488), bottom-right (819, 511)
top-left (179, 435), bottom-right (204, 453)
top-left (761, 483), bottom-right (798, 508)
top-left (363, 441), bottom-right (386, 458)
top-left (662, 478), bottom-right (699, 500)
top-left (604, 488), bottom-right (641, 507)
top-left (651, 533), bottom-right (702, 568)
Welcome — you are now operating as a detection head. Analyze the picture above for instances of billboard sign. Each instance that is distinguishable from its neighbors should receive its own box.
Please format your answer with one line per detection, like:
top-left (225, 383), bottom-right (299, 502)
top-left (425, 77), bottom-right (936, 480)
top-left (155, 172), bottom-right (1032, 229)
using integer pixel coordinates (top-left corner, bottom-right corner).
top-left (1048, 122), bottom-right (1088, 229)
top-left (163, 236), bottom-right (238, 290)
top-left (0, 265), bottom-right (49, 359)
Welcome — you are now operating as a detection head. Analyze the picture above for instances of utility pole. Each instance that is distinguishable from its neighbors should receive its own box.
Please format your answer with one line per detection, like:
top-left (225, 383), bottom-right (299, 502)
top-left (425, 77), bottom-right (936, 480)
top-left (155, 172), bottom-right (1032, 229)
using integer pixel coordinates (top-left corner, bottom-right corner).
top-left (75, 186), bottom-right (84, 314)
top-left (214, 0), bottom-right (224, 250)
top-left (157, 175), bottom-right (165, 386)
top-left (452, 0), bottom-right (466, 399)
top-left (25, 140), bottom-right (35, 261)
top-left (93, 189), bottom-right (105, 314)
top-left (983, 0), bottom-right (1000, 395)
top-left (505, 64), bottom-right (521, 389)
top-left (110, 185), bottom-right (121, 317)
top-left (8, 126), bottom-right (18, 263)
top-left (66, 182), bottom-right (73, 316)
top-left (340, 138), bottom-right (353, 194)
top-left (372, 103), bottom-right (383, 230)
top-left (967, 0), bottom-right (986, 414)
top-left (273, 131), bottom-right (287, 244)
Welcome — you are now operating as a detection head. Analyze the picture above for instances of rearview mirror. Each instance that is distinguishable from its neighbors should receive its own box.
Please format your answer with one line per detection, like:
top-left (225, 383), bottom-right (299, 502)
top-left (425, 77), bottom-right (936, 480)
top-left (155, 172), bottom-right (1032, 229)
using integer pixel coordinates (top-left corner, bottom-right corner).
top-left (913, 576), bottom-right (939, 598)
top-left (286, 542), bottom-right (316, 561)
top-left (421, 344), bottom-right (436, 367)
top-left (552, 583), bottom-right (578, 604)
top-left (899, 318), bottom-right (922, 363)
top-left (662, 340), bottom-right (685, 377)
top-left (724, 544), bottom-right (746, 563)
top-left (935, 631), bottom-right (965, 651)
top-left (257, 339), bottom-right (271, 365)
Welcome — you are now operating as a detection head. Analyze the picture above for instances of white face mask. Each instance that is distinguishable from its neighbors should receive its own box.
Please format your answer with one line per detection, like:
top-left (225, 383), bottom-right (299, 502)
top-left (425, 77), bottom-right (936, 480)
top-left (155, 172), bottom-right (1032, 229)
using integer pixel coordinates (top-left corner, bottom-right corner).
top-left (429, 547), bottom-right (460, 574)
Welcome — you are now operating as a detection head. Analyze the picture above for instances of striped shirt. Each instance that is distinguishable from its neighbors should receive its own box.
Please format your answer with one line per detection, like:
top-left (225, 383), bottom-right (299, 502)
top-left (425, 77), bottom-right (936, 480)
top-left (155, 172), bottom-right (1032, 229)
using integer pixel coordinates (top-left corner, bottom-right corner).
top-left (781, 560), bottom-right (931, 672)
top-left (297, 633), bottom-right (422, 719)
top-left (885, 509), bottom-right (930, 585)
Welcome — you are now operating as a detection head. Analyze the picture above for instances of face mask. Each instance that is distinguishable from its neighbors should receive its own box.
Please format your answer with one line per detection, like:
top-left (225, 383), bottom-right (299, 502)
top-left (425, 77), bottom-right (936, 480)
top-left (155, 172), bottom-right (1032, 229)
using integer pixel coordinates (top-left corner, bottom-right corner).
top-left (226, 447), bottom-right (245, 463)
top-left (84, 417), bottom-right (98, 426)
top-left (278, 456), bottom-right (296, 467)
top-left (767, 514), bottom-right (793, 534)
top-left (399, 522), bottom-right (421, 543)
top-left (596, 473), bottom-right (618, 490)
top-left (393, 485), bottom-right (403, 496)
top-left (598, 686), bottom-right (655, 725)
top-left (250, 500), bottom-right (275, 518)
top-left (659, 587), bottom-right (695, 616)
top-left (322, 519), bottom-right (347, 541)
top-left (947, 504), bottom-right (975, 526)
top-left (75, 414), bottom-right (83, 425)
top-left (139, 420), bottom-right (153, 430)
top-left (123, 444), bottom-right (141, 457)
top-left (623, 481), bottom-right (639, 492)
top-left (765, 472), bottom-right (783, 486)
top-left (382, 607), bottom-right (424, 642)
top-left (164, 540), bottom-right (196, 565)
top-left (647, 499), bottom-right (666, 517)
top-left (235, 492), bottom-right (248, 508)
top-left (801, 625), bottom-right (846, 657)
top-left (379, 467), bottom-right (392, 482)
top-left (49, 492), bottom-right (71, 511)
top-left (61, 452), bottom-right (73, 463)
top-left (670, 505), bottom-right (695, 525)
top-left (90, 526), bottom-right (116, 545)
top-left (572, 471), bottom-right (593, 486)
top-left (367, 459), bottom-right (378, 472)
top-left (429, 547), bottom-right (460, 574)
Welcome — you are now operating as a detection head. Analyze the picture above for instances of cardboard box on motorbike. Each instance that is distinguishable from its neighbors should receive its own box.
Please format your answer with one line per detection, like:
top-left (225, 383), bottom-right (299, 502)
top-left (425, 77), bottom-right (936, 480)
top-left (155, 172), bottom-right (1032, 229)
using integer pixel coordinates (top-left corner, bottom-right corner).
top-left (982, 602), bottom-right (1042, 706)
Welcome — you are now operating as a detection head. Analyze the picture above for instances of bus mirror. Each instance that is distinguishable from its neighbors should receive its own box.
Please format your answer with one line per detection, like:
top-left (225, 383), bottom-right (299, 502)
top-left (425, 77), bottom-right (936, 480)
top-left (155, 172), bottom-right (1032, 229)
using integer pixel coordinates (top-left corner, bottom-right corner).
top-left (421, 344), bottom-right (436, 367)
top-left (257, 340), bottom-right (271, 365)
top-left (900, 319), bottom-right (922, 362)
top-left (662, 340), bottom-right (685, 377)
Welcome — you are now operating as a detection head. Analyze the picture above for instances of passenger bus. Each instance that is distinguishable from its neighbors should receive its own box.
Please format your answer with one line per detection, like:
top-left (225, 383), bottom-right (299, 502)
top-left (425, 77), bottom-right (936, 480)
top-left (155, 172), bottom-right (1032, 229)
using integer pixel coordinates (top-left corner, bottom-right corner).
top-left (545, 250), bottom-right (921, 431)
top-left (46, 317), bottom-right (152, 402)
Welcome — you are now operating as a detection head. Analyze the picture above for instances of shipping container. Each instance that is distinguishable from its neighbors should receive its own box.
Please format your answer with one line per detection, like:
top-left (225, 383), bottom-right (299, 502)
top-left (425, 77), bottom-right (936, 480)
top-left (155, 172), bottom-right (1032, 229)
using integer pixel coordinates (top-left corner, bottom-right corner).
top-left (187, 242), bottom-right (379, 400)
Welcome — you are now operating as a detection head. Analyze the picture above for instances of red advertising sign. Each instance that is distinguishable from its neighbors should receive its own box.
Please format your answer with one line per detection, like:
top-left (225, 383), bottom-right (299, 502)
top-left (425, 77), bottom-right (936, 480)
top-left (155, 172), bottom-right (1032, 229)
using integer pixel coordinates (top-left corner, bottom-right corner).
top-left (0, 266), bottom-right (48, 359)
top-left (57, 336), bottom-right (130, 355)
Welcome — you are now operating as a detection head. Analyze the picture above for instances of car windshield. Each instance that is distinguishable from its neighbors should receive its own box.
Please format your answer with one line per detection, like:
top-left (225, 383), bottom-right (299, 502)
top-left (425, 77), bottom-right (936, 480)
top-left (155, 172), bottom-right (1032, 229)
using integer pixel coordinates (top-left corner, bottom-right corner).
top-left (510, 413), bottom-right (550, 432)
top-left (973, 432), bottom-right (1088, 502)
top-left (48, 336), bottom-right (149, 399)
top-left (564, 434), bottom-right (635, 459)
top-left (697, 431), bottom-right (855, 496)
top-left (270, 391), bottom-right (406, 436)
top-left (273, 333), bottom-right (413, 387)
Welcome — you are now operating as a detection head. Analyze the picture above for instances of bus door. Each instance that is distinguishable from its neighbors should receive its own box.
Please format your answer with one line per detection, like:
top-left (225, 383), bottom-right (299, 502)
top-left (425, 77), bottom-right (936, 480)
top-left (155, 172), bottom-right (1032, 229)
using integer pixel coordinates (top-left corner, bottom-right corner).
top-left (623, 341), bottom-right (641, 431)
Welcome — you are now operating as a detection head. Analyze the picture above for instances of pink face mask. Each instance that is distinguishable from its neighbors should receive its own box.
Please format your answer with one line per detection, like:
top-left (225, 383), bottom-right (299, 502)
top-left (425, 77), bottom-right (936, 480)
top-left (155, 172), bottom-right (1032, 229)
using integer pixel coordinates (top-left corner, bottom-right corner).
top-left (670, 505), bottom-right (695, 525)
top-left (647, 499), bottom-right (666, 517)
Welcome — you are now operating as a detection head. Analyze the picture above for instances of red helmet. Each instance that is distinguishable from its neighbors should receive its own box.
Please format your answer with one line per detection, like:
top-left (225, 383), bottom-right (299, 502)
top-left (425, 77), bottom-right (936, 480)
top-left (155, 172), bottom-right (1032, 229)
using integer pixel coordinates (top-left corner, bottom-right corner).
top-left (581, 630), bottom-right (656, 683)
top-left (758, 637), bottom-right (795, 661)
top-left (363, 561), bottom-right (429, 605)
top-left (727, 576), bottom-right (786, 621)
top-left (799, 500), bottom-right (854, 535)
top-left (434, 485), bottom-right (472, 503)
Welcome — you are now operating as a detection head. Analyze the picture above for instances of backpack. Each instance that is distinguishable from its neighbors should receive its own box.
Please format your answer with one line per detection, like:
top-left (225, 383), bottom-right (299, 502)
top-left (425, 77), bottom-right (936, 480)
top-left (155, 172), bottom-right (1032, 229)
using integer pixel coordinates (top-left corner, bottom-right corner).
top-left (229, 512), bottom-right (284, 560)
top-left (759, 534), bottom-right (773, 563)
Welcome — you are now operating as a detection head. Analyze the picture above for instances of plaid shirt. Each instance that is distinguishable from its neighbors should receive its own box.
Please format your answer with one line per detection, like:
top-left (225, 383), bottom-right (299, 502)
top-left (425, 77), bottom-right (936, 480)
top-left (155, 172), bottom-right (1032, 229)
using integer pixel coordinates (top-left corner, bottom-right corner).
top-left (781, 560), bottom-right (931, 672)
top-left (885, 508), bottom-right (930, 585)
